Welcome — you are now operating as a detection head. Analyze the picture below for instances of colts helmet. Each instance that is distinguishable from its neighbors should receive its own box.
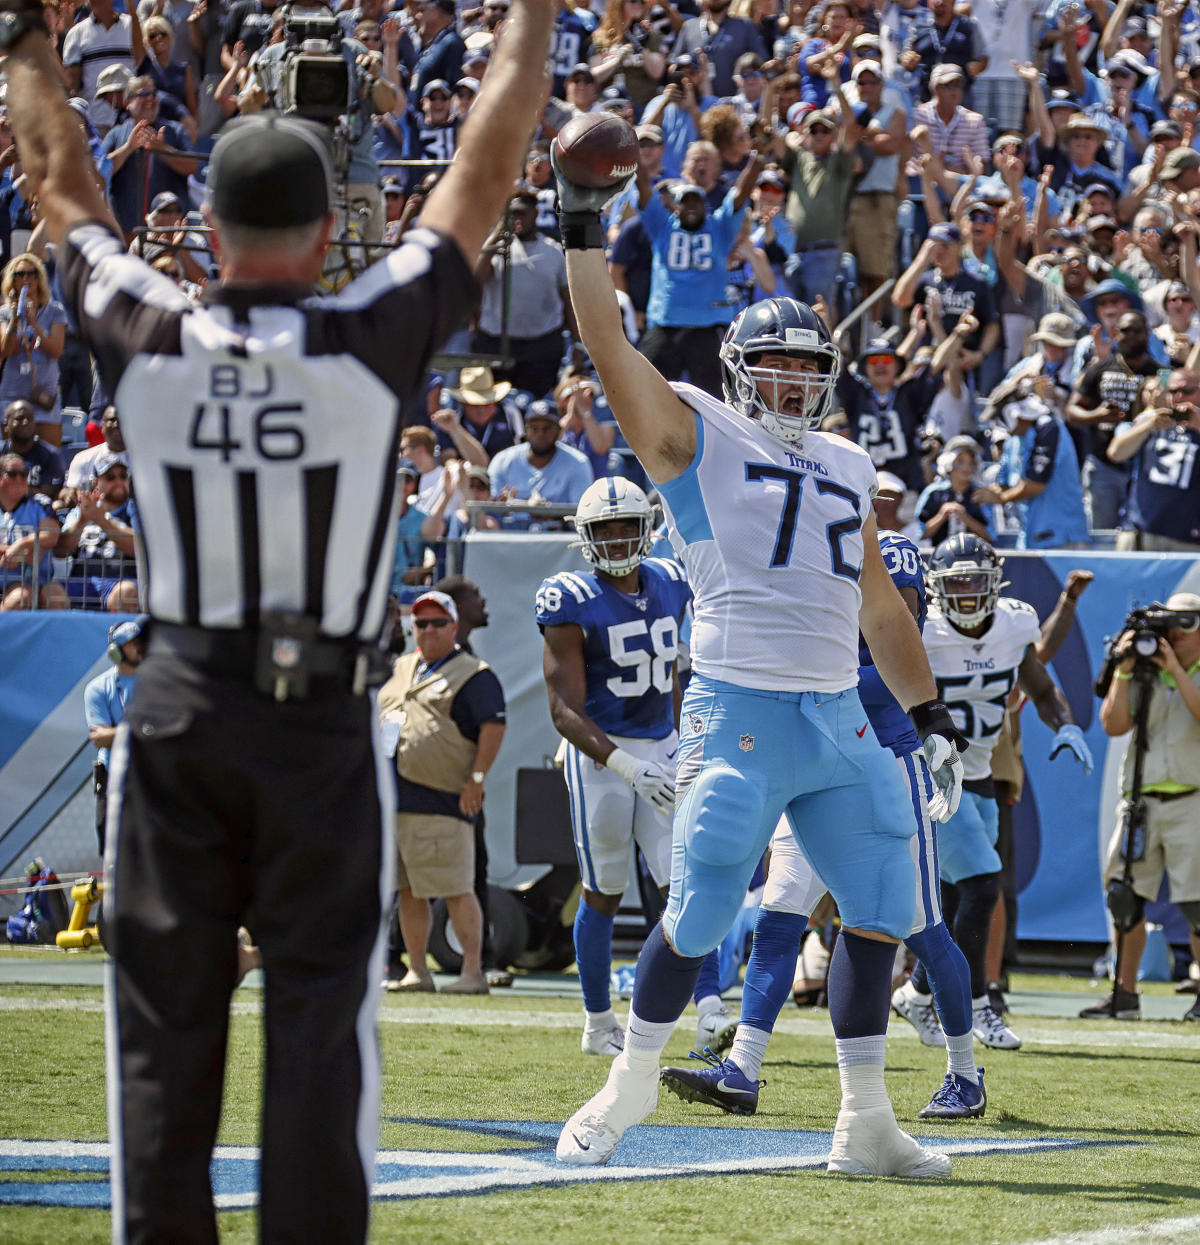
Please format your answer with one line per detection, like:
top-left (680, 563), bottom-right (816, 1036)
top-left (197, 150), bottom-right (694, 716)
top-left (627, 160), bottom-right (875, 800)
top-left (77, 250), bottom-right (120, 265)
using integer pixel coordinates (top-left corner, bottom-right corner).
top-left (572, 476), bottom-right (654, 576)
top-left (927, 533), bottom-right (1006, 628)
top-left (719, 297), bottom-right (841, 444)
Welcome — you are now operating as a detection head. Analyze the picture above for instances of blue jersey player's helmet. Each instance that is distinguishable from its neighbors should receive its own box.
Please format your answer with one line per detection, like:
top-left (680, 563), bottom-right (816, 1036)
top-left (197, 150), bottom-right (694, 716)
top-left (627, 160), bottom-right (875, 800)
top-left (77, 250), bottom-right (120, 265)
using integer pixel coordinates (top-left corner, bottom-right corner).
top-left (572, 476), bottom-right (655, 576)
top-left (927, 533), bottom-right (1006, 629)
top-left (719, 297), bottom-right (841, 445)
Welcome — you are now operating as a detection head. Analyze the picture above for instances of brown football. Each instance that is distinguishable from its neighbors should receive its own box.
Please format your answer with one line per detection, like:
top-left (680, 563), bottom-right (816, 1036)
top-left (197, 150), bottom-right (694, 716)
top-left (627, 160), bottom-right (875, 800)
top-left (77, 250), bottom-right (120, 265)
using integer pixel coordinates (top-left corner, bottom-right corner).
top-left (552, 113), bottom-right (640, 190)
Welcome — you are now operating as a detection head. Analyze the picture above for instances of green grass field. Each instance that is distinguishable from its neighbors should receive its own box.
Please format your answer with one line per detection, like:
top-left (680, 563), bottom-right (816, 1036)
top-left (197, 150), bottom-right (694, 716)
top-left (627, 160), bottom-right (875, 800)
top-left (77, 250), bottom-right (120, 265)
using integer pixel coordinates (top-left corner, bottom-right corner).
top-left (1, 957), bottom-right (1199, 1244)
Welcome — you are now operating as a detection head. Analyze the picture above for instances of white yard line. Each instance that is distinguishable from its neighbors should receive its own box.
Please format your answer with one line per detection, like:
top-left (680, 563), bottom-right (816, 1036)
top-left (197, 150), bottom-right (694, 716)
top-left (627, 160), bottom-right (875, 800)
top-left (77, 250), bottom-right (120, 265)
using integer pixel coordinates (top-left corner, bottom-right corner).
top-left (1018, 1214), bottom-right (1200, 1245)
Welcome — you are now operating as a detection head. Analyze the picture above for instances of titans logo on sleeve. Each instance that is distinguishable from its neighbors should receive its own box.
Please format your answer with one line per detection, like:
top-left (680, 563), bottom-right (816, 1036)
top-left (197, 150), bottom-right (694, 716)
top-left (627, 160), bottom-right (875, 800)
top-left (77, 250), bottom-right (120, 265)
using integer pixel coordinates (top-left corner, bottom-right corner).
top-left (535, 558), bottom-right (691, 740)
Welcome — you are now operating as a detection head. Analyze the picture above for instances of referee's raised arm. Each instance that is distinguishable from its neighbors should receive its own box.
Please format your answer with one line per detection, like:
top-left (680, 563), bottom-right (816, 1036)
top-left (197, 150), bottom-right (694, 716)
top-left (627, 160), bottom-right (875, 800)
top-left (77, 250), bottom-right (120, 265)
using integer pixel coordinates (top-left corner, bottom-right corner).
top-left (416, 0), bottom-right (553, 267)
top-left (1, 6), bottom-right (119, 244)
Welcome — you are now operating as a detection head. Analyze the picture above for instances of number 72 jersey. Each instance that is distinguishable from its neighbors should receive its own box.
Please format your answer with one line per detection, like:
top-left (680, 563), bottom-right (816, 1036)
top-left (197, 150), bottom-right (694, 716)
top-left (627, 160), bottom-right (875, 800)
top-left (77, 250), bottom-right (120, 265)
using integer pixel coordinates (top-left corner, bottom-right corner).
top-left (922, 597), bottom-right (1041, 783)
top-left (535, 558), bottom-right (692, 740)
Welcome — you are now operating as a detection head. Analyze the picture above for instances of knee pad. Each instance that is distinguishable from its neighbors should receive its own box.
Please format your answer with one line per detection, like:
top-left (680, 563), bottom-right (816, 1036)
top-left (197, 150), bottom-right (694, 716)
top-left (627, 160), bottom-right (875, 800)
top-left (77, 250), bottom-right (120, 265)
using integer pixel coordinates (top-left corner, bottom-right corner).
top-left (1176, 900), bottom-right (1200, 937)
top-left (678, 763), bottom-right (769, 872)
top-left (1106, 880), bottom-right (1144, 933)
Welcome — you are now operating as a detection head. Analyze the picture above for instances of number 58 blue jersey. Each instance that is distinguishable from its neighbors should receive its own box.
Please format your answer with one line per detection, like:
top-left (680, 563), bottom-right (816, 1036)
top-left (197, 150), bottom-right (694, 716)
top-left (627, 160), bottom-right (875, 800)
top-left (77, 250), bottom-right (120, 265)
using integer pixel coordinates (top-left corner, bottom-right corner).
top-left (536, 558), bottom-right (692, 740)
top-left (857, 530), bottom-right (926, 756)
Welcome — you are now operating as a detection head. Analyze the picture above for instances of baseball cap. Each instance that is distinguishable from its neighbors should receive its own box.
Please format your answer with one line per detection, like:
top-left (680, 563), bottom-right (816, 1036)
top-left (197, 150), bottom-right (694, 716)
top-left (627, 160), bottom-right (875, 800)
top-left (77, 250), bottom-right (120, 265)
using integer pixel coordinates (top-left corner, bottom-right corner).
top-left (636, 123), bottom-right (664, 144)
top-left (1107, 48), bottom-right (1150, 79)
top-left (1031, 312), bottom-right (1078, 348)
top-left (1161, 147), bottom-right (1200, 180)
top-left (1150, 119), bottom-right (1183, 141)
top-left (1167, 280), bottom-right (1192, 299)
top-left (802, 109), bottom-right (836, 131)
top-left (421, 78), bottom-right (452, 98)
top-left (929, 63), bottom-right (965, 88)
top-left (567, 62), bottom-right (594, 81)
top-left (412, 589), bottom-right (459, 621)
top-left (874, 471), bottom-right (906, 497)
top-left (396, 458), bottom-right (420, 482)
top-left (465, 464), bottom-right (491, 487)
top-left (455, 77), bottom-right (480, 94)
top-left (757, 169), bottom-right (787, 190)
top-left (1165, 592), bottom-right (1200, 615)
top-left (786, 101), bottom-right (814, 127)
top-left (208, 116), bottom-right (333, 229)
top-left (94, 451), bottom-right (128, 477)
top-left (851, 33), bottom-right (881, 50)
top-left (928, 222), bottom-right (961, 243)
top-left (381, 176), bottom-right (404, 197)
top-left (525, 399), bottom-right (559, 424)
top-left (851, 59), bottom-right (882, 81)
top-left (1046, 88), bottom-right (1081, 111)
top-left (859, 338), bottom-right (897, 363)
top-left (1065, 112), bottom-right (1104, 133)
top-left (1082, 181), bottom-right (1115, 199)
top-left (967, 202), bottom-right (996, 220)
top-left (1086, 214), bottom-right (1118, 232)
top-left (109, 616), bottom-right (149, 648)
top-left (601, 85), bottom-right (629, 103)
top-left (149, 191), bottom-right (183, 215)
top-left (672, 182), bottom-right (706, 203)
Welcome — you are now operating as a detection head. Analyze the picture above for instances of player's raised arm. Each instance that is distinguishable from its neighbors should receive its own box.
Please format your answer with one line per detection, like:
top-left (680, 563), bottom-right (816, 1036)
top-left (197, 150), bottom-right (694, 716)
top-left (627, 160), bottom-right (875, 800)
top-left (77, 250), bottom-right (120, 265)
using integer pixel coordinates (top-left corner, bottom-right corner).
top-left (551, 146), bottom-right (695, 485)
top-left (2, 7), bottom-right (120, 243)
top-left (419, 0), bottom-right (554, 267)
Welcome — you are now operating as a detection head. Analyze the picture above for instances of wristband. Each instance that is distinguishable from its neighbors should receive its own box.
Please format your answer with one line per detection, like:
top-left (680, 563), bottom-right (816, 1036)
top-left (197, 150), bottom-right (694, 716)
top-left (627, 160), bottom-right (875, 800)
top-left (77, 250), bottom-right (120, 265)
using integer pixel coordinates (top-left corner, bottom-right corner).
top-left (559, 211), bottom-right (605, 250)
top-left (909, 698), bottom-right (955, 740)
top-left (605, 747), bottom-right (640, 784)
top-left (1114, 671), bottom-right (1132, 681)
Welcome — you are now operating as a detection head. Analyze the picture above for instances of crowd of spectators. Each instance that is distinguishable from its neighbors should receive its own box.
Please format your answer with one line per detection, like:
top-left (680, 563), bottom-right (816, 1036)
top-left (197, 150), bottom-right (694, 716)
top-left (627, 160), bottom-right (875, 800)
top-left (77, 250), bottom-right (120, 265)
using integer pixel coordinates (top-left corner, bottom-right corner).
top-left (2, 0), bottom-right (1200, 609)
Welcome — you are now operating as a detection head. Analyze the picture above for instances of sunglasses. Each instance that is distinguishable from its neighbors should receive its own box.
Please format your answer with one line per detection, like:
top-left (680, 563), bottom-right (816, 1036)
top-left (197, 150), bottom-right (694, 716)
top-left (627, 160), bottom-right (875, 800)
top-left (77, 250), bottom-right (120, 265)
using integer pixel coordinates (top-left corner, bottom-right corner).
top-left (864, 354), bottom-right (894, 366)
top-left (132, 90), bottom-right (156, 99)
top-left (1167, 294), bottom-right (1194, 303)
top-left (12, 269), bottom-right (37, 279)
top-left (414, 617), bottom-right (453, 630)
top-left (1, 468), bottom-right (29, 478)
top-left (148, 30), bottom-right (169, 38)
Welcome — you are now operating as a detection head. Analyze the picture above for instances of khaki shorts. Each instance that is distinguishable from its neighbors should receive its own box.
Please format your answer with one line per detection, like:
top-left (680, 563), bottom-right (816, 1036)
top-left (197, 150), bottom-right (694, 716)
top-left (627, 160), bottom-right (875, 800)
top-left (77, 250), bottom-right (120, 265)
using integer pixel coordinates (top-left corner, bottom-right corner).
top-left (1104, 792), bottom-right (1200, 902)
top-left (395, 812), bottom-right (474, 899)
top-left (845, 191), bottom-right (898, 281)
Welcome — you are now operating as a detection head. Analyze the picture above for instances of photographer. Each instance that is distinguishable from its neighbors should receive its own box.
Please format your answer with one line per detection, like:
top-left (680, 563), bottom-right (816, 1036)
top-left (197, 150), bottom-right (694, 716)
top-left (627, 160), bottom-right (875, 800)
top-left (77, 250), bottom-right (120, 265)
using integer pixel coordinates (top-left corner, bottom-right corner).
top-left (1107, 367), bottom-right (1200, 552)
top-left (1082, 593), bottom-right (1200, 1022)
top-left (241, 5), bottom-right (397, 243)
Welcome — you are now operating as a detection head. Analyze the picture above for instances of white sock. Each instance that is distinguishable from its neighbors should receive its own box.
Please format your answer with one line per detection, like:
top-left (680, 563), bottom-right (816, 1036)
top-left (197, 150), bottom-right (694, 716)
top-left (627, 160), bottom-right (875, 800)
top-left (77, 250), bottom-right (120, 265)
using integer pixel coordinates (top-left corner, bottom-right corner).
top-left (834, 1035), bottom-right (889, 1111)
top-left (945, 1032), bottom-right (978, 1083)
top-left (728, 1025), bottom-right (770, 1080)
top-left (696, 993), bottom-right (725, 1022)
top-left (585, 1007), bottom-right (617, 1031)
top-left (620, 1010), bottom-right (676, 1074)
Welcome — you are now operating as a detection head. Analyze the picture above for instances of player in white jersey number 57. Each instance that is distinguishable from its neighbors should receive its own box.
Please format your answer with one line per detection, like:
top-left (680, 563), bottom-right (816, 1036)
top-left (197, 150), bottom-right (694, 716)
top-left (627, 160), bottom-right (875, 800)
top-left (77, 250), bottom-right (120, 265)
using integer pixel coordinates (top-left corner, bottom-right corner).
top-left (550, 147), bottom-right (969, 1178)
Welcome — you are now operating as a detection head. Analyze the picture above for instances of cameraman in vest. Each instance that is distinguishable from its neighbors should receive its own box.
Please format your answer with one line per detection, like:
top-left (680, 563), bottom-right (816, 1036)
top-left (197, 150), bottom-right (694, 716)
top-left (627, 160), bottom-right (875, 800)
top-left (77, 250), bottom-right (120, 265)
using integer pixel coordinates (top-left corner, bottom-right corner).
top-left (379, 590), bottom-right (506, 995)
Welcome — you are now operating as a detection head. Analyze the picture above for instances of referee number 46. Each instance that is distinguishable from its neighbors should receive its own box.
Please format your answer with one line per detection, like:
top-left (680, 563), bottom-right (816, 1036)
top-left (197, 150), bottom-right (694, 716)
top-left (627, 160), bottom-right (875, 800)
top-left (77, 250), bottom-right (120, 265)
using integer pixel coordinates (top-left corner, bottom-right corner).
top-left (188, 363), bottom-right (306, 463)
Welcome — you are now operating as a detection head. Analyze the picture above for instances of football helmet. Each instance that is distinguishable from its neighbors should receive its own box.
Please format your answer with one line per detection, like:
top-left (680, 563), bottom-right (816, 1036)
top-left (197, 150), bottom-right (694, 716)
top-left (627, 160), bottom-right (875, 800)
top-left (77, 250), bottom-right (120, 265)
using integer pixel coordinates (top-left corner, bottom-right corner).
top-left (572, 476), bottom-right (654, 576)
top-left (927, 533), bottom-right (1006, 629)
top-left (719, 297), bottom-right (841, 444)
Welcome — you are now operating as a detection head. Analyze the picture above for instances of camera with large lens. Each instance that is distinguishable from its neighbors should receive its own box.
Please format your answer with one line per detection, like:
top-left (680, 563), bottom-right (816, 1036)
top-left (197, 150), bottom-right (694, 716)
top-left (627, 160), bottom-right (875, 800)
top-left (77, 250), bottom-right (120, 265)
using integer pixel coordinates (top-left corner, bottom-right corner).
top-left (1127, 603), bottom-right (1199, 661)
top-left (276, 2), bottom-right (350, 124)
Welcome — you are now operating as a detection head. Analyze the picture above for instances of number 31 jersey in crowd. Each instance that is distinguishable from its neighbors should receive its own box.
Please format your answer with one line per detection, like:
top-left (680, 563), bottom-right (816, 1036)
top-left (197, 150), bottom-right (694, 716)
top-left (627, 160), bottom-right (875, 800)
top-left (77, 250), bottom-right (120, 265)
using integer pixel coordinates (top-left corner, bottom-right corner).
top-left (535, 558), bottom-right (692, 740)
top-left (922, 597), bottom-right (1040, 782)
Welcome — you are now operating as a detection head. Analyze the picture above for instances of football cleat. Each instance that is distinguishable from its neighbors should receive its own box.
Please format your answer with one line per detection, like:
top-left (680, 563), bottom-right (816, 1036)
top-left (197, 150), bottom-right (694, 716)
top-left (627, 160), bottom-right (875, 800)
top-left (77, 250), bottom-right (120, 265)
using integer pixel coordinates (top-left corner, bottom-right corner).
top-left (917, 1068), bottom-right (986, 1120)
top-left (581, 1017), bottom-right (625, 1057)
top-left (891, 983), bottom-right (946, 1047)
top-left (827, 1103), bottom-right (952, 1178)
top-left (556, 1057), bottom-right (659, 1167)
top-left (660, 1048), bottom-right (763, 1116)
top-left (1079, 987), bottom-right (1141, 1020)
top-left (696, 1003), bottom-right (739, 1055)
top-left (972, 1003), bottom-right (1021, 1050)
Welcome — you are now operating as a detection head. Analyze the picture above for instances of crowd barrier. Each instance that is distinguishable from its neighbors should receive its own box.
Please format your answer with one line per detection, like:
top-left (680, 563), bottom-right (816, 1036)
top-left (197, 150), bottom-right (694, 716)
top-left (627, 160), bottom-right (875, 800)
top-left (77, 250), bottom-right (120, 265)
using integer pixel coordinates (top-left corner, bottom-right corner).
top-left (2, 541), bottom-right (1198, 948)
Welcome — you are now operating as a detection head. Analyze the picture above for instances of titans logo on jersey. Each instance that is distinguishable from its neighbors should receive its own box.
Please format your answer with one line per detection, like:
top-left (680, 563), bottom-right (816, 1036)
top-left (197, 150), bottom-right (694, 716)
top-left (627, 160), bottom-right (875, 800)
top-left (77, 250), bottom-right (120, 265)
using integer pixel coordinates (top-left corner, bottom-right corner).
top-left (857, 530), bottom-right (925, 755)
top-left (923, 597), bottom-right (1040, 783)
top-left (535, 558), bottom-right (691, 740)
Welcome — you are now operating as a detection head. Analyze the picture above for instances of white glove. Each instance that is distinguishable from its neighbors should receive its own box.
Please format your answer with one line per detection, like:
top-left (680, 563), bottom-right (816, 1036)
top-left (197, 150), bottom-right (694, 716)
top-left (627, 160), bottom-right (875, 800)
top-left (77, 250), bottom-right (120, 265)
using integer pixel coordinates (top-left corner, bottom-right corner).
top-left (921, 733), bottom-right (965, 823)
top-left (606, 747), bottom-right (676, 814)
top-left (1050, 724), bottom-right (1094, 775)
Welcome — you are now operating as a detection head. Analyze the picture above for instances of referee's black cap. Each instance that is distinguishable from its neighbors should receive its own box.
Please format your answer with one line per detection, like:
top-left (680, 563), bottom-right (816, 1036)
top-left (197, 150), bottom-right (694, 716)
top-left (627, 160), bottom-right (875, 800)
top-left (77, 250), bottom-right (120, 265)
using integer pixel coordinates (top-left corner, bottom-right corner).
top-left (208, 115), bottom-right (334, 228)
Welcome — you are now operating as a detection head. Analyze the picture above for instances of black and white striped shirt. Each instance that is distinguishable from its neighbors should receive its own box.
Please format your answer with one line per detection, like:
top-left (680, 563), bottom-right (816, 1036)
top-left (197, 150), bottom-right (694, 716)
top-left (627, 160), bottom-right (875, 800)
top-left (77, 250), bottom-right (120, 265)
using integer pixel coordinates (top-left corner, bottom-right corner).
top-left (60, 222), bottom-right (477, 642)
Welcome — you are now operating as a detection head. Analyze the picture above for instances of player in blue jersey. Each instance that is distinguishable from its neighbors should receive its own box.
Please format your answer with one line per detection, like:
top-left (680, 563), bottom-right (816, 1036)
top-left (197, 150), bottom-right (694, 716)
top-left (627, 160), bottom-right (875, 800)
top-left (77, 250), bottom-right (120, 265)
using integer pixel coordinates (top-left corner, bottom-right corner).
top-left (551, 148), bottom-right (970, 1177)
top-left (661, 520), bottom-right (986, 1121)
top-left (539, 478), bottom-right (737, 1056)
top-left (549, 1), bottom-right (595, 100)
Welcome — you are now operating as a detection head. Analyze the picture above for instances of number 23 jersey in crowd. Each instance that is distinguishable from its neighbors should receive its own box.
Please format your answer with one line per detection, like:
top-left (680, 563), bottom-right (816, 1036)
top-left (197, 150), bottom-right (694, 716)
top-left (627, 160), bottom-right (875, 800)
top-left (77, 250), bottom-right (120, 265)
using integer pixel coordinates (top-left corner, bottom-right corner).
top-left (923, 597), bottom-right (1039, 782)
top-left (535, 557), bottom-right (692, 740)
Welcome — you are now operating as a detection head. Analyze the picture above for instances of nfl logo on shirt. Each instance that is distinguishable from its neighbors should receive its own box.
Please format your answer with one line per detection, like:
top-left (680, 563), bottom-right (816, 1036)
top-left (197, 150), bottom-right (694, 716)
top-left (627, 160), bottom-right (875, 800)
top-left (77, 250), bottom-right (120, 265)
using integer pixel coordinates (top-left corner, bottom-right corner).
top-left (739, 734), bottom-right (755, 752)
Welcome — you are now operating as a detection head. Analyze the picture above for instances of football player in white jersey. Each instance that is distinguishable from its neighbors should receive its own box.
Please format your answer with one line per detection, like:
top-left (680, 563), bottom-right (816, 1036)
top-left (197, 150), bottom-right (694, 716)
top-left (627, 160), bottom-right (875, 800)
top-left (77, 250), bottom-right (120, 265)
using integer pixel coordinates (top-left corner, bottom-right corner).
top-left (902, 534), bottom-right (1093, 1052)
top-left (550, 151), bottom-right (970, 1178)
top-left (538, 478), bottom-right (736, 1058)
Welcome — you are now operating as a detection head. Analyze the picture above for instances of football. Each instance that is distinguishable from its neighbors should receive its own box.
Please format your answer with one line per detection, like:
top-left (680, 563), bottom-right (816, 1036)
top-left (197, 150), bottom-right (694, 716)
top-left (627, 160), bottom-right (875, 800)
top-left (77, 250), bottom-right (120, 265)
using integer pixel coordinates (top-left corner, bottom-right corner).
top-left (551, 113), bottom-right (640, 190)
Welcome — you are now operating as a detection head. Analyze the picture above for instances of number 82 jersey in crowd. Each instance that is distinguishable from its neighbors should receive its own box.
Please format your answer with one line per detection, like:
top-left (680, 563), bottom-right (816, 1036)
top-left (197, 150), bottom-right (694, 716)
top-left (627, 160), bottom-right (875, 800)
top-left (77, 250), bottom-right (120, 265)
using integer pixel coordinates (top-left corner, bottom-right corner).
top-left (922, 596), bottom-right (1040, 783)
top-left (535, 558), bottom-right (692, 740)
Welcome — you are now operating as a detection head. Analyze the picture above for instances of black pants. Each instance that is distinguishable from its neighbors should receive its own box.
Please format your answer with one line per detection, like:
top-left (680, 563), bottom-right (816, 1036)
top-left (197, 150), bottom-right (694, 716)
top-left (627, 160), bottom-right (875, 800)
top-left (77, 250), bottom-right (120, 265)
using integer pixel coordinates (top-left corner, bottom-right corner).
top-left (106, 653), bottom-right (390, 1244)
top-left (638, 324), bottom-right (724, 398)
top-left (471, 327), bottom-right (565, 400)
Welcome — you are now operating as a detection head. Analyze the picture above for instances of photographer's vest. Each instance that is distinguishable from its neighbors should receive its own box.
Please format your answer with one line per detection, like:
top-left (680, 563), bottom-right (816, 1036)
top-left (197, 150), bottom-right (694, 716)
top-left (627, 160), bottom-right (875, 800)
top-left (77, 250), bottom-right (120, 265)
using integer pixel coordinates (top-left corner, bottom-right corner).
top-left (1120, 663), bottom-right (1200, 795)
top-left (379, 649), bottom-right (490, 795)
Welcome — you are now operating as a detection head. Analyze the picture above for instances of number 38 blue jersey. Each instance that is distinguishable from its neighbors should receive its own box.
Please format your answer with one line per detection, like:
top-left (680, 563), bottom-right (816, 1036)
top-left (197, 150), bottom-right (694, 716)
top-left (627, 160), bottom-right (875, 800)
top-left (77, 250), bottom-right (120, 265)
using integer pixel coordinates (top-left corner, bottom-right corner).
top-left (857, 530), bottom-right (926, 756)
top-left (535, 558), bottom-right (693, 740)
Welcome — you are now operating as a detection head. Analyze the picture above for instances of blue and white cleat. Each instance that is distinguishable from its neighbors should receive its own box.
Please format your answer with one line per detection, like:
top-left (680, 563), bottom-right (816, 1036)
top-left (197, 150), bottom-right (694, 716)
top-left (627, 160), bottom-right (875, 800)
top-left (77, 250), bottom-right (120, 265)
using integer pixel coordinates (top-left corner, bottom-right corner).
top-left (917, 1067), bottom-right (986, 1120)
top-left (660, 1048), bottom-right (763, 1116)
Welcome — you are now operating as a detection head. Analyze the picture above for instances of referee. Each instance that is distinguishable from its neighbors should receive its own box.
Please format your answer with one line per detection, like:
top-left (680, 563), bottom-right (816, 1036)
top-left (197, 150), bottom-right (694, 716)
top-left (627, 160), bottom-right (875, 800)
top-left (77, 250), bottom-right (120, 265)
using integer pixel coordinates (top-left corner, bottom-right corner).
top-left (2, 0), bottom-right (553, 1239)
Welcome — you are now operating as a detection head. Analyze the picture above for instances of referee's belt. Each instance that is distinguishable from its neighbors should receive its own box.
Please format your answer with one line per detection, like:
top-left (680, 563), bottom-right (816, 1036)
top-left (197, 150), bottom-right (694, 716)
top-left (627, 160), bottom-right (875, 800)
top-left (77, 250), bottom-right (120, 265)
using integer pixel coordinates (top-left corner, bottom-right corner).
top-left (1142, 789), bottom-right (1198, 803)
top-left (793, 241), bottom-right (840, 253)
top-left (150, 622), bottom-right (385, 696)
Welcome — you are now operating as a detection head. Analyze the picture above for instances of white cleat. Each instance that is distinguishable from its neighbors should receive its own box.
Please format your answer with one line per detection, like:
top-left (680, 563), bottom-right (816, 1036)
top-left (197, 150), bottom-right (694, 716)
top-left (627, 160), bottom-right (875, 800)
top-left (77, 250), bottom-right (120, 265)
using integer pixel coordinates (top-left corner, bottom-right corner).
top-left (891, 983), bottom-right (946, 1048)
top-left (581, 1018), bottom-right (625, 1057)
top-left (555, 1058), bottom-right (659, 1167)
top-left (696, 1003), bottom-right (739, 1055)
top-left (827, 1104), bottom-right (952, 1178)
top-left (972, 1003), bottom-right (1022, 1050)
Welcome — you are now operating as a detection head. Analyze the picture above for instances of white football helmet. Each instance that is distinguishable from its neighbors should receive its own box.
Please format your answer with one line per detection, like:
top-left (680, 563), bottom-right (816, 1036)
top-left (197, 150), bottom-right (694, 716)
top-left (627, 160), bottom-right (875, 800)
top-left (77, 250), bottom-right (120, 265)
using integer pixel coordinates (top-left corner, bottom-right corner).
top-left (572, 476), bottom-right (654, 576)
